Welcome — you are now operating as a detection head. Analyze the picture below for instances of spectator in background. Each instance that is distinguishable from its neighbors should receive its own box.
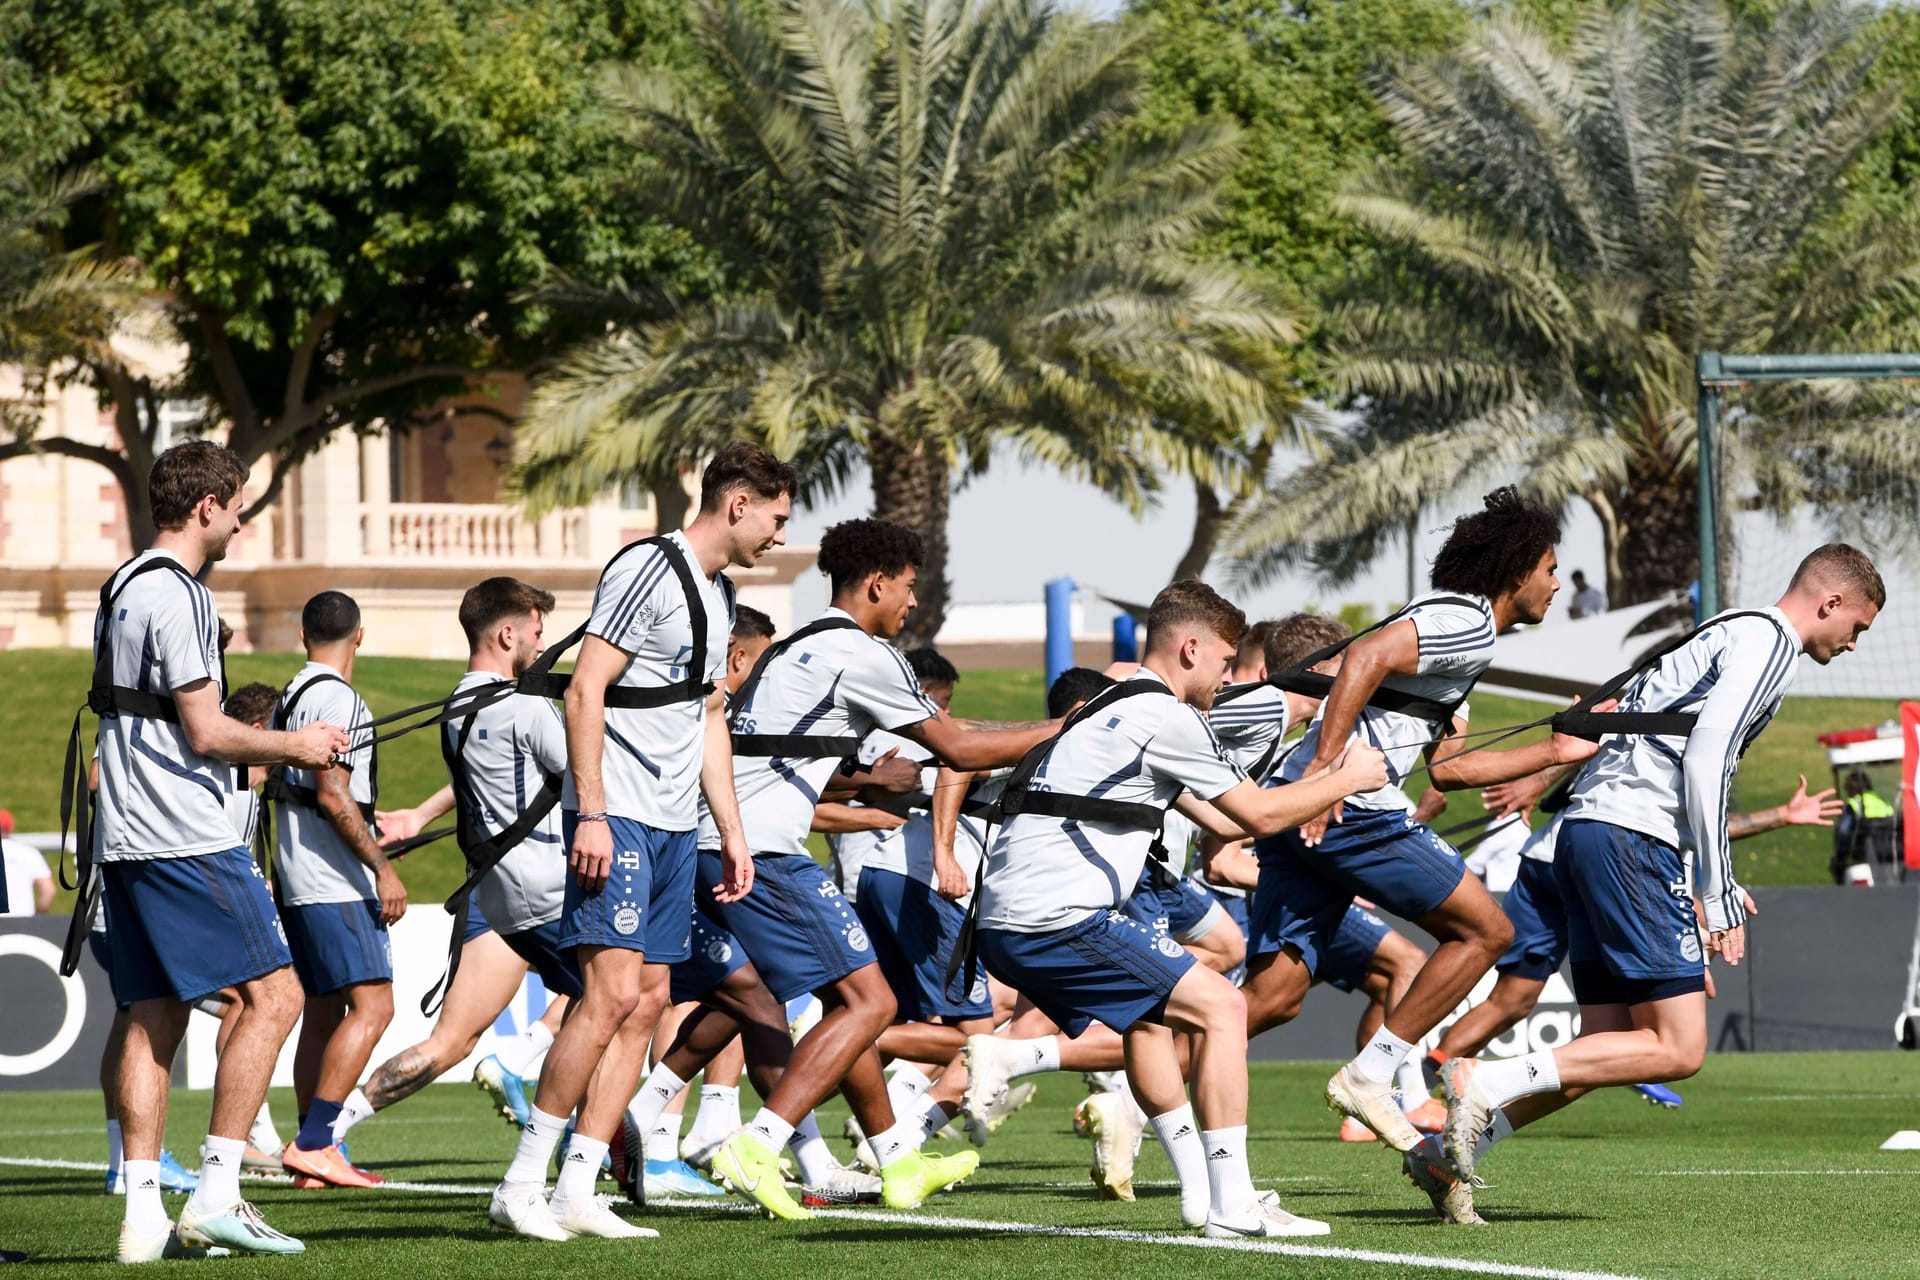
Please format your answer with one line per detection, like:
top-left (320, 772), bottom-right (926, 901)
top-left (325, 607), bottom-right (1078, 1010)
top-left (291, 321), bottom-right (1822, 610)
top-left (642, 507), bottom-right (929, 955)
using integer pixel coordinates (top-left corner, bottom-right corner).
top-left (1568, 570), bottom-right (1607, 619)
top-left (0, 809), bottom-right (56, 916)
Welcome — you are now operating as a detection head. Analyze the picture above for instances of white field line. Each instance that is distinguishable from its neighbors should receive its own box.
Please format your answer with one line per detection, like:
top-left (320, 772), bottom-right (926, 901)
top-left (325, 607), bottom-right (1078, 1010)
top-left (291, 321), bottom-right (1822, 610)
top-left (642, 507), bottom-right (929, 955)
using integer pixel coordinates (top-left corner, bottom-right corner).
top-left (1650, 1168), bottom-right (1920, 1177)
top-left (1737, 1093), bottom-right (1915, 1103)
top-left (0, 1155), bottom-right (1647, 1280)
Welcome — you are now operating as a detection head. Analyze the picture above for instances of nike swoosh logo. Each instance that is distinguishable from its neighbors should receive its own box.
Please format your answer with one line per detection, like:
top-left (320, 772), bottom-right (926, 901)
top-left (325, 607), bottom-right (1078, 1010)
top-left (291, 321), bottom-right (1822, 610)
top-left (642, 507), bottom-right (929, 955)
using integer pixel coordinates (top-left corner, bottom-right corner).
top-left (1210, 1220), bottom-right (1266, 1237)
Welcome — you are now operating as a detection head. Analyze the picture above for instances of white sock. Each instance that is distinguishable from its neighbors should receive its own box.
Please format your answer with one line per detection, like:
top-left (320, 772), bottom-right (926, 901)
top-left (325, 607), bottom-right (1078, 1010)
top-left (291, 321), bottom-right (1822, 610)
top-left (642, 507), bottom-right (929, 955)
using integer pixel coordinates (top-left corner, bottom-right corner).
top-left (788, 1114), bottom-right (839, 1184)
top-left (692, 1086), bottom-right (741, 1142)
top-left (553, 1134), bottom-right (607, 1205)
top-left (121, 1160), bottom-right (168, 1235)
top-left (1201, 1125), bottom-right (1258, 1221)
top-left (869, 1117), bottom-right (924, 1169)
top-left (106, 1119), bottom-right (124, 1176)
top-left (916, 1095), bottom-right (953, 1141)
top-left (627, 1062), bottom-right (688, 1133)
top-left (332, 1087), bottom-right (376, 1142)
top-left (1350, 1027), bottom-right (1415, 1085)
top-left (745, 1107), bottom-right (795, 1153)
top-left (1471, 1052), bottom-right (1561, 1107)
top-left (1396, 1056), bottom-right (1430, 1111)
top-left (1149, 1105), bottom-right (1209, 1225)
top-left (503, 1105), bottom-right (568, 1187)
top-left (494, 1021), bottom-right (555, 1078)
top-left (249, 1101), bottom-right (281, 1152)
top-left (644, 1109), bottom-right (683, 1164)
top-left (888, 1063), bottom-right (933, 1097)
top-left (1478, 1107), bottom-right (1515, 1163)
top-left (886, 1068), bottom-right (931, 1122)
top-left (1002, 1036), bottom-right (1061, 1079)
top-left (190, 1135), bottom-right (244, 1215)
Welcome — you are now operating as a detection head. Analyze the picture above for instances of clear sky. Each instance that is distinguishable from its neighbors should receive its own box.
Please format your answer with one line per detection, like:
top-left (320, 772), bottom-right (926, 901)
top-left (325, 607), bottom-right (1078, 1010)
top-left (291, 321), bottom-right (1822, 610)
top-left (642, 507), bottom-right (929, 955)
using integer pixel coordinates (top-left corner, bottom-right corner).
top-left (785, 450), bottom-right (1610, 627)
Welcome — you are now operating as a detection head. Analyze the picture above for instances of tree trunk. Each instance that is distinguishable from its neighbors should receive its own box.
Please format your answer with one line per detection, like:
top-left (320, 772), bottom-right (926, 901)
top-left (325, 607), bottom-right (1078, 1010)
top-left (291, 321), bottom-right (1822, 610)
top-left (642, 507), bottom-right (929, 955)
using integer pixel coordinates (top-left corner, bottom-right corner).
top-left (868, 434), bottom-right (950, 646)
top-left (1605, 460), bottom-right (1699, 606)
top-left (1168, 477), bottom-right (1225, 583)
top-left (102, 364), bottom-right (158, 549)
top-left (650, 473), bottom-right (691, 534)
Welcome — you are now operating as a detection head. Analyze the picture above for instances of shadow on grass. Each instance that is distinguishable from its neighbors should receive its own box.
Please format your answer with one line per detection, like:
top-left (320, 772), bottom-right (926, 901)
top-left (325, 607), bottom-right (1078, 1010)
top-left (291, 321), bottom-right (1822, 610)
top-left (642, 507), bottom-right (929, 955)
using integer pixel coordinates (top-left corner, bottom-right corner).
top-left (1335, 1206), bottom-right (1595, 1224)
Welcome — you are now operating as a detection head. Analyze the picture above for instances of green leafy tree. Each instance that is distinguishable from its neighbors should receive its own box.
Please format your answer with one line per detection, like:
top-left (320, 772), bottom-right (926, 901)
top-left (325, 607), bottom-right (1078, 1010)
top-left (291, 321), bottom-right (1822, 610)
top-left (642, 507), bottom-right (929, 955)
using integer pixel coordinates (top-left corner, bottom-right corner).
top-left (1227, 0), bottom-right (1920, 605)
top-left (0, 165), bottom-right (144, 492)
top-left (512, 0), bottom-right (1305, 641)
top-left (1125, 0), bottom-right (1467, 582)
top-left (5, 0), bottom-right (701, 544)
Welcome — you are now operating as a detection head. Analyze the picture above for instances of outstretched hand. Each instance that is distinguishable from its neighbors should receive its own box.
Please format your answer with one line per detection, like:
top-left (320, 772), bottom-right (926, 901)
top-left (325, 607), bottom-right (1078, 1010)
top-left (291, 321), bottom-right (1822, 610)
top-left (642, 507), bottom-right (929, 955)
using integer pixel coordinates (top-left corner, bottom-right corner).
top-left (1784, 774), bottom-right (1842, 827)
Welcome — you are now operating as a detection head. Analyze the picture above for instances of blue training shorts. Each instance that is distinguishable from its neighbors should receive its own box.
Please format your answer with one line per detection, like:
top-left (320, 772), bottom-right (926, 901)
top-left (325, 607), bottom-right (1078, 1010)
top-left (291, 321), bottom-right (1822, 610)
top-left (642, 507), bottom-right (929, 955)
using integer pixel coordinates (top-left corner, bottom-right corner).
top-left (281, 898), bottom-right (392, 996)
top-left (1123, 864), bottom-right (1225, 943)
top-left (977, 909), bottom-right (1197, 1038)
top-left (697, 851), bottom-right (875, 1004)
top-left (854, 866), bottom-right (994, 1021)
top-left (1496, 854), bottom-right (1569, 982)
top-left (669, 904), bottom-right (750, 1005)
top-left (463, 897), bottom-right (492, 944)
top-left (558, 813), bottom-right (697, 963)
top-left (500, 917), bottom-right (586, 999)
top-left (100, 847), bottom-right (290, 1004)
top-left (1318, 904), bottom-right (1392, 993)
top-left (1248, 799), bottom-right (1464, 976)
top-left (1553, 819), bottom-right (1706, 1005)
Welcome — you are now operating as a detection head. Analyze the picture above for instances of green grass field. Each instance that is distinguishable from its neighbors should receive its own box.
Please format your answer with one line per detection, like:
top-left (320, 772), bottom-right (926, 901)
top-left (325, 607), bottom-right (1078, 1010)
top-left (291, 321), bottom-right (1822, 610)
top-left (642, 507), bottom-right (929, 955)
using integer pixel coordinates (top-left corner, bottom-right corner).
top-left (2, 1055), bottom-right (1917, 1277)
top-left (0, 648), bottom-right (1894, 909)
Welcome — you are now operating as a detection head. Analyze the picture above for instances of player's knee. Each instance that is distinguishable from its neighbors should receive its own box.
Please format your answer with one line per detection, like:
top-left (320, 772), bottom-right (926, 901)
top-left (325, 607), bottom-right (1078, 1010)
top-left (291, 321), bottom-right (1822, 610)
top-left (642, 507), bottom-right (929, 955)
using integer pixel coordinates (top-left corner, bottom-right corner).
top-left (255, 968), bottom-right (305, 1032)
top-left (1661, 1034), bottom-right (1706, 1080)
top-left (841, 972), bottom-right (897, 1029)
top-left (1478, 911), bottom-right (1515, 957)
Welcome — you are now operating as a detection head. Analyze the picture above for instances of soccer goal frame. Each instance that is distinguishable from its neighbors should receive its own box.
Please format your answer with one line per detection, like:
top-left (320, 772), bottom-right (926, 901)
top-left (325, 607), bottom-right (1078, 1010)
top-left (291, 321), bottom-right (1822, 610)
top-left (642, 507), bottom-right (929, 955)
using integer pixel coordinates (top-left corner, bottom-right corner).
top-left (1695, 350), bottom-right (1920, 615)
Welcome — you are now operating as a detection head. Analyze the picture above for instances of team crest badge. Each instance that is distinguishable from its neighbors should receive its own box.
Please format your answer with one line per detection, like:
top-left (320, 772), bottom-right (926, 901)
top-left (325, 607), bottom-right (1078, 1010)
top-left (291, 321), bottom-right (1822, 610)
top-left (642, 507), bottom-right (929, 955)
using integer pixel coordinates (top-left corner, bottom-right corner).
top-left (613, 906), bottom-right (641, 936)
top-left (1679, 931), bottom-right (1703, 963)
top-left (706, 936), bottom-right (733, 965)
top-left (846, 925), bottom-right (870, 953)
top-left (1156, 934), bottom-right (1183, 959)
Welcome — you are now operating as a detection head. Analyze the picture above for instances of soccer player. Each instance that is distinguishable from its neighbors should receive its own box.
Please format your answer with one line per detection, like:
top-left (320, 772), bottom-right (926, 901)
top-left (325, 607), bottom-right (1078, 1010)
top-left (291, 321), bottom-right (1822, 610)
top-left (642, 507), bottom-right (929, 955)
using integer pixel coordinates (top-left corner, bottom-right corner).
top-left (700, 517), bottom-right (1057, 1221)
top-left (489, 443), bottom-right (791, 1241)
top-left (1421, 772), bottom-right (1838, 1097)
top-left (972, 580), bottom-right (1386, 1237)
top-left (1204, 613), bottom-right (1445, 1137)
top-left (332, 578), bottom-right (586, 1146)
top-left (271, 591), bottom-right (407, 1189)
top-left (1244, 489), bottom-right (1600, 1155)
top-left (847, 648), bottom-right (1005, 1120)
top-left (827, 647), bottom-right (959, 905)
top-left (1431, 548), bottom-right (1879, 1216)
top-left (91, 440), bottom-right (347, 1260)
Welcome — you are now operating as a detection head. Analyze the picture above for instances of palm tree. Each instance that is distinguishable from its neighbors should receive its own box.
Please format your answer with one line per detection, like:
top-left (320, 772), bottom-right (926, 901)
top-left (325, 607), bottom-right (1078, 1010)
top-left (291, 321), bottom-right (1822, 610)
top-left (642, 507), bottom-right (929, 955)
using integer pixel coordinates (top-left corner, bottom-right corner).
top-left (511, 0), bottom-right (1305, 640)
top-left (1225, 0), bottom-right (1920, 606)
top-left (0, 166), bottom-right (153, 537)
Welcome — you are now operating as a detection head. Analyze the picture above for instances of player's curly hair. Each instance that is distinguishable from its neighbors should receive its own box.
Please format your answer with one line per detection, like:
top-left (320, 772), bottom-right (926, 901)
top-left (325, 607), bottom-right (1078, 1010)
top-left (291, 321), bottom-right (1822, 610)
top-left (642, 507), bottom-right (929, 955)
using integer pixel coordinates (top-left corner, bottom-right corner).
top-left (1429, 487), bottom-right (1561, 601)
top-left (818, 519), bottom-right (923, 595)
top-left (906, 647), bottom-right (959, 688)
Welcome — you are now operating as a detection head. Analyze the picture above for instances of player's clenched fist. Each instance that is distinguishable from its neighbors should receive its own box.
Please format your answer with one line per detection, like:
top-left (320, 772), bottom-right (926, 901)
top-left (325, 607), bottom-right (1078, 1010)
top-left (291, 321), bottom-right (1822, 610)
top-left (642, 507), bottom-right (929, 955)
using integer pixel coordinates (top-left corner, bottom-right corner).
top-left (374, 865), bottom-right (408, 925)
top-left (290, 721), bottom-right (351, 769)
top-left (570, 817), bottom-right (614, 892)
